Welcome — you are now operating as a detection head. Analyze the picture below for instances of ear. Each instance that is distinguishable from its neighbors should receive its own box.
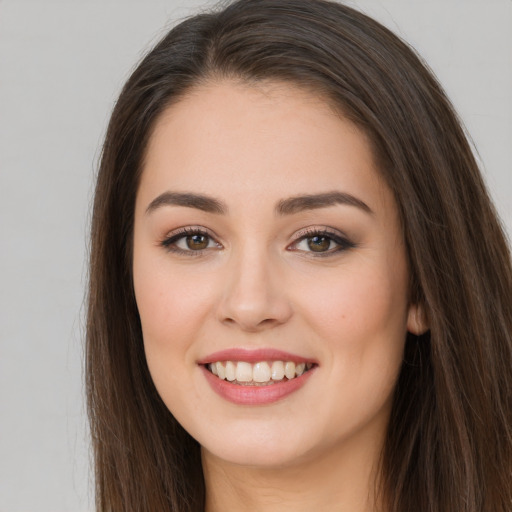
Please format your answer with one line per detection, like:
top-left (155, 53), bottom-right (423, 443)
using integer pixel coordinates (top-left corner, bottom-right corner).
top-left (406, 302), bottom-right (429, 335)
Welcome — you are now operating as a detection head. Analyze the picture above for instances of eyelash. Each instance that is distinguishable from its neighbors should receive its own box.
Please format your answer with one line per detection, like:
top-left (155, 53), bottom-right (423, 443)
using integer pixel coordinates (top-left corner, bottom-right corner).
top-left (159, 226), bottom-right (356, 258)
top-left (160, 227), bottom-right (219, 257)
top-left (290, 227), bottom-right (356, 257)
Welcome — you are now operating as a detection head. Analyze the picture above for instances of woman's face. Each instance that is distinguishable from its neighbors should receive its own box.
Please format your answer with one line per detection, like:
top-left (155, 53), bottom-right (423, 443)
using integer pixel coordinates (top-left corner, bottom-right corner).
top-left (133, 81), bottom-right (424, 468)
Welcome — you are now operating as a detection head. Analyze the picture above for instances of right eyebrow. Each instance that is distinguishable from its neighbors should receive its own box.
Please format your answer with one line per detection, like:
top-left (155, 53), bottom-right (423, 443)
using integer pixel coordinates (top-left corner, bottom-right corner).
top-left (145, 192), bottom-right (228, 215)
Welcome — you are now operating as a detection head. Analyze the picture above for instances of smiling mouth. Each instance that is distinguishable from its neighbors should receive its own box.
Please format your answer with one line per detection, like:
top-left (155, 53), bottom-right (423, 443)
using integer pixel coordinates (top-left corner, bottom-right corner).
top-left (205, 360), bottom-right (316, 386)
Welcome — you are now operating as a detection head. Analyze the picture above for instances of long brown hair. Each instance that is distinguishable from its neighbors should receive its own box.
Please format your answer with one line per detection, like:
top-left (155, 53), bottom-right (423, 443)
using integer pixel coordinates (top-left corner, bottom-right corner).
top-left (86, 1), bottom-right (512, 510)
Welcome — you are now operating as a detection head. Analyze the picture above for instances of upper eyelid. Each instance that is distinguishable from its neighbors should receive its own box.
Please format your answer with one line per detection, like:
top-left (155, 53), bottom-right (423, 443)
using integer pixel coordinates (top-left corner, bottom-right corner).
top-left (163, 225), bottom-right (344, 238)
top-left (159, 226), bottom-right (221, 251)
top-left (160, 225), bottom-right (351, 249)
top-left (287, 227), bottom-right (355, 254)
top-left (290, 226), bottom-right (348, 241)
top-left (160, 229), bottom-right (221, 257)
top-left (164, 225), bottom-right (218, 240)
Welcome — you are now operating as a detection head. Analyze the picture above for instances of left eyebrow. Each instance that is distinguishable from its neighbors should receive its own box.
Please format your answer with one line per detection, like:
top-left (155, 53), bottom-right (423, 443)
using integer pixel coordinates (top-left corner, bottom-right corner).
top-left (276, 191), bottom-right (373, 216)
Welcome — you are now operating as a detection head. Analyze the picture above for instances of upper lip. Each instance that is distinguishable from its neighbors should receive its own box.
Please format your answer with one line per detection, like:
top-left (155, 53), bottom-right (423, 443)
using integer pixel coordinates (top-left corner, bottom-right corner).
top-left (197, 348), bottom-right (318, 365)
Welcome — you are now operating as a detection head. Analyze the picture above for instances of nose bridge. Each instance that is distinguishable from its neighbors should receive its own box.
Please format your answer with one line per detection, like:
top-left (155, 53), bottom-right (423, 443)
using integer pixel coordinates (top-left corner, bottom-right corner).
top-left (218, 238), bottom-right (292, 330)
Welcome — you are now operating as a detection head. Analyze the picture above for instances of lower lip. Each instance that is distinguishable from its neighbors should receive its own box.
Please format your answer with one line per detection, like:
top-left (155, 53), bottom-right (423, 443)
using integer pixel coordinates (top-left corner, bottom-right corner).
top-left (200, 365), bottom-right (315, 405)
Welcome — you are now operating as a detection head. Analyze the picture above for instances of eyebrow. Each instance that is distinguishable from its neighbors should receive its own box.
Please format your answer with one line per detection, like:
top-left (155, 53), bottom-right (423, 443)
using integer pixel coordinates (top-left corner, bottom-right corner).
top-left (145, 190), bottom-right (373, 216)
top-left (276, 191), bottom-right (373, 215)
top-left (146, 192), bottom-right (227, 215)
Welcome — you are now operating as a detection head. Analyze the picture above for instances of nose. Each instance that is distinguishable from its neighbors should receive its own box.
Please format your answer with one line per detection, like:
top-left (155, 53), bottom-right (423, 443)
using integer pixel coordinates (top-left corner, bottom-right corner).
top-left (216, 246), bottom-right (293, 332)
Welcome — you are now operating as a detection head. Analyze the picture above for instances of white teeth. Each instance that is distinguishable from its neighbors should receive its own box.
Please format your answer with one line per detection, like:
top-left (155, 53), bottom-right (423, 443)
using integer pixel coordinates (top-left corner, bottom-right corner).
top-left (225, 361), bottom-right (236, 381)
top-left (295, 363), bottom-right (305, 376)
top-left (216, 362), bottom-right (226, 380)
top-left (271, 361), bottom-right (285, 381)
top-left (236, 361), bottom-right (253, 382)
top-left (253, 362), bottom-right (271, 383)
top-left (284, 362), bottom-right (296, 380)
top-left (208, 360), bottom-right (313, 384)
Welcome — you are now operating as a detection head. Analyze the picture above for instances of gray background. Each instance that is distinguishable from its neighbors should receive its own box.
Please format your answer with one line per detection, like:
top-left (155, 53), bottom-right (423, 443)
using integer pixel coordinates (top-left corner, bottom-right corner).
top-left (1, 1), bottom-right (510, 511)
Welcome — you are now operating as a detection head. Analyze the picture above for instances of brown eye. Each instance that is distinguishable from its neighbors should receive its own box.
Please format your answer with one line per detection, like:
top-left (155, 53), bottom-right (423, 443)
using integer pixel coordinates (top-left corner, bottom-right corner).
top-left (161, 229), bottom-right (219, 254)
top-left (307, 236), bottom-right (332, 252)
top-left (289, 229), bottom-right (355, 257)
top-left (186, 234), bottom-right (209, 250)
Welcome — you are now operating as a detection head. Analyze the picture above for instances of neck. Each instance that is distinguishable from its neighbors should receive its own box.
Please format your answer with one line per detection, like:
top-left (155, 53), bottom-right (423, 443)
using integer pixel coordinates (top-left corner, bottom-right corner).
top-left (202, 429), bottom-right (386, 512)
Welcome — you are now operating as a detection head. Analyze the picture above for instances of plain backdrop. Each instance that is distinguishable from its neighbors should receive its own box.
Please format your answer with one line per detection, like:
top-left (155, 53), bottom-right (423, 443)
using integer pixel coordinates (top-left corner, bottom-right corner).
top-left (0, 1), bottom-right (510, 510)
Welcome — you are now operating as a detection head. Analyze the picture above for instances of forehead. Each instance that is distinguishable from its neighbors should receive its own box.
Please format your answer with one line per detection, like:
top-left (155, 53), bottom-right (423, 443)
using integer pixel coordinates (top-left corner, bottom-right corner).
top-left (139, 80), bottom-right (389, 212)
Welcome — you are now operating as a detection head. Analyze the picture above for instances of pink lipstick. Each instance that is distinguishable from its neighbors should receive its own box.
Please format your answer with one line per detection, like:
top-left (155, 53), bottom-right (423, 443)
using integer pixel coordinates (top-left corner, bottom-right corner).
top-left (198, 348), bottom-right (317, 405)
top-left (197, 348), bottom-right (316, 365)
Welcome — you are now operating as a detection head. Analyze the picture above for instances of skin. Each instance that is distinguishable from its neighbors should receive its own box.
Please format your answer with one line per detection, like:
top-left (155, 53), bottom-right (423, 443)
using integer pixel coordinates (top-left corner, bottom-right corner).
top-left (132, 80), bottom-right (427, 512)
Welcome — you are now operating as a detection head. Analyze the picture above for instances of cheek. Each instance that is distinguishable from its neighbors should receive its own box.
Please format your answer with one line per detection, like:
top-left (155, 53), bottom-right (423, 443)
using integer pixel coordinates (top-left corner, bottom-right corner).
top-left (132, 258), bottom-right (221, 416)
top-left (303, 264), bottom-right (407, 334)
top-left (132, 252), bottom-right (218, 366)
top-left (294, 262), bottom-right (409, 435)
top-left (296, 258), bottom-right (409, 391)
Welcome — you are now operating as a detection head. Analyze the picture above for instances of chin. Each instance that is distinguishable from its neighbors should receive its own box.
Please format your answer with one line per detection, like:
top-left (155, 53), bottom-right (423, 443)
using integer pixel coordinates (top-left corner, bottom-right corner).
top-left (197, 419), bottom-right (322, 469)
top-left (204, 442), bottom-right (307, 469)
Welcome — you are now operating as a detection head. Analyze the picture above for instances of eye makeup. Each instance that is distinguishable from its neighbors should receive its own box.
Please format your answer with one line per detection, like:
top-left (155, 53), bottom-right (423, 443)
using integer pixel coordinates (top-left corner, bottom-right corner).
top-left (159, 226), bottom-right (221, 257)
top-left (287, 226), bottom-right (356, 257)
top-left (159, 224), bottom-right (356, 258)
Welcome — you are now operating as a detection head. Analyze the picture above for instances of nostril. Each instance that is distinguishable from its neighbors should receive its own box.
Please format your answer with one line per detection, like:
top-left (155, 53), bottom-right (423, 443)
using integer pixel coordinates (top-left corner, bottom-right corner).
top-left (216, 271), bottom-right (294, 330)
top-left (221, 314), bottom-right (281, 331)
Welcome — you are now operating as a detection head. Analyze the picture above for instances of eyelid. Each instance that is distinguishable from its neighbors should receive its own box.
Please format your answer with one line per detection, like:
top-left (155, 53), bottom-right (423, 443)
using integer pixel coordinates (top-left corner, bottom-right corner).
top-left (163, 225), bottom-right (218, 240)
top-left (159, 225), bottom-right (355, 257)
top-left (291, 226), bottom-right (346, 240)
top-left (160, 225), bottom-right (222, 255)
top-left (287, 226), bottom-right (355, 256)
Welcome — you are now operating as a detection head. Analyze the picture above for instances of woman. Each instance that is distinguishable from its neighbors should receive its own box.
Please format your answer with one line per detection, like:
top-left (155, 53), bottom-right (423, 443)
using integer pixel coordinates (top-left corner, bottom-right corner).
top-left (86, 0), bottom-right (512, 510)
